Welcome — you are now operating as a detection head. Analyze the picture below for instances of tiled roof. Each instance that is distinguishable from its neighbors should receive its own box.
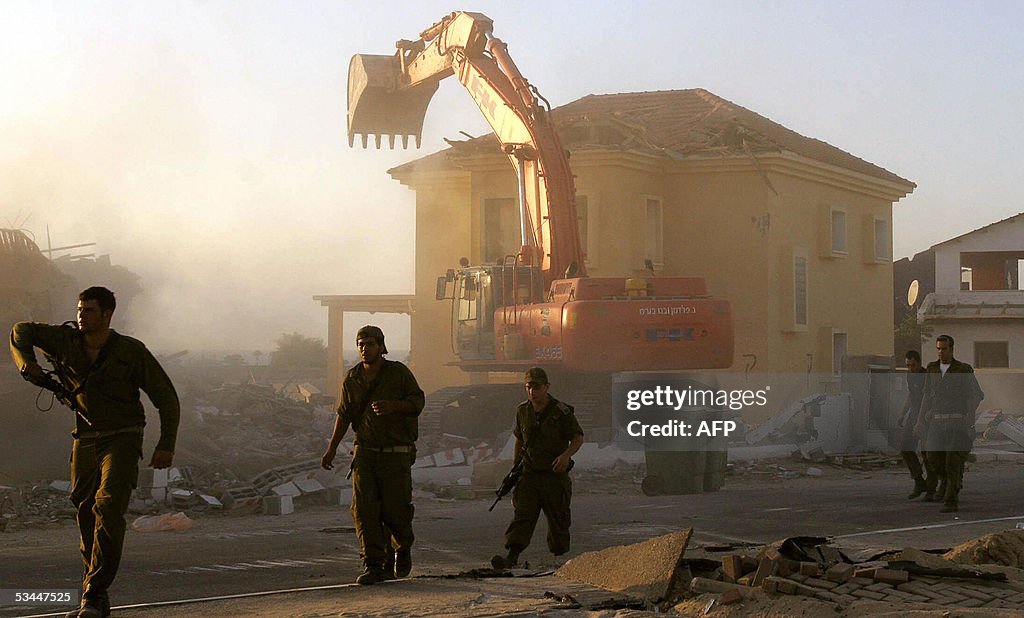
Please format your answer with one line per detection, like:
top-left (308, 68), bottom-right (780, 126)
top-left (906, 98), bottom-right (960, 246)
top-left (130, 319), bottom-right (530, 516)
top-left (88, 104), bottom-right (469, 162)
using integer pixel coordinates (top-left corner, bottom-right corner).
top-left (390, 88), bottom-right (913, 187)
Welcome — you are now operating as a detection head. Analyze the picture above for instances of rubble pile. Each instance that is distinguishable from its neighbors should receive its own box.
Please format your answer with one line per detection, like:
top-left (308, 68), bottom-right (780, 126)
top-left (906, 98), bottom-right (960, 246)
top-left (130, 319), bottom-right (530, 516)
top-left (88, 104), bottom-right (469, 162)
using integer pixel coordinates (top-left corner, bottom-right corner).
top-left (178, 383), bottom-right (335, 478)
top-left (682, 535), bottom-right (1024, 613)
top-left (0, 481), bottom-right (76, 531)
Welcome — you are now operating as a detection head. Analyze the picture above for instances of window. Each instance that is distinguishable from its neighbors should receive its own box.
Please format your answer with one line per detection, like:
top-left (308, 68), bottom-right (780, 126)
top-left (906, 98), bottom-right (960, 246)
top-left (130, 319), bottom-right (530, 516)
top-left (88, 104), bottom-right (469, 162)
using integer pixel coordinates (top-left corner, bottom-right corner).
top-left (794, 255), bottom-right (808, 327)
top-left (874, 218), bottom-right (890, 261)
top-left (644, 197), bottom-right (663, 269)
top-left (483, 198), bottom-right (519, 263)
top-left (831, 209), bottom-right (847, 254)
top-left (975, 341), bottom-right (1009, 368)
top-left (832, 331), bottom-right (848, 376)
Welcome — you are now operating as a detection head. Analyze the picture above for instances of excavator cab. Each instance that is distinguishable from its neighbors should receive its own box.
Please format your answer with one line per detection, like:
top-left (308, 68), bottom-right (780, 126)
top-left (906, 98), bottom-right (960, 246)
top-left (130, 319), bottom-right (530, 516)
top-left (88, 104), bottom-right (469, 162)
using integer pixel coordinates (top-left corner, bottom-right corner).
top-left (347, 53), bottom-right (438, 149)
top-left (438, 264), bottom-right (544, 361)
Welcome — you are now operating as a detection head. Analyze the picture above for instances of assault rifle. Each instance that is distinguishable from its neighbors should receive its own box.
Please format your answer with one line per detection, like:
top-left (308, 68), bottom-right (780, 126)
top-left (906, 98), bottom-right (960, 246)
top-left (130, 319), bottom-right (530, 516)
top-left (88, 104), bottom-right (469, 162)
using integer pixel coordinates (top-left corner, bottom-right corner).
top-left (489, 454), bottom-right (524, 512)
top-left (22, 365), bottom-right (93, 427)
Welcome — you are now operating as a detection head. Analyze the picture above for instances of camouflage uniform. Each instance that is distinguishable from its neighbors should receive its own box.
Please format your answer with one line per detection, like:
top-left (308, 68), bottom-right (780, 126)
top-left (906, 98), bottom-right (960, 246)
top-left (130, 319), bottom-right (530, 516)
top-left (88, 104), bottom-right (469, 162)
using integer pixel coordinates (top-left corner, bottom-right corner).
top-left (338, 359), bottom-right (424, 569)
top-left (503, 396), bottom-right (584, 556)
top-left (918, 358), bottom-right (984, 507)
top-left (10, 322), bottom-right (179, 606)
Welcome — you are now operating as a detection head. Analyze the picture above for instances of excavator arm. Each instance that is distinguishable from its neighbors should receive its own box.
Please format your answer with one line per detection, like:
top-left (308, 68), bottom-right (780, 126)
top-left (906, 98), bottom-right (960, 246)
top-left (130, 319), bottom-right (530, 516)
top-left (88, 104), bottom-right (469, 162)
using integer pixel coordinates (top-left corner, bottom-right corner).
top-left (348, 11), bottom-right (585, 284)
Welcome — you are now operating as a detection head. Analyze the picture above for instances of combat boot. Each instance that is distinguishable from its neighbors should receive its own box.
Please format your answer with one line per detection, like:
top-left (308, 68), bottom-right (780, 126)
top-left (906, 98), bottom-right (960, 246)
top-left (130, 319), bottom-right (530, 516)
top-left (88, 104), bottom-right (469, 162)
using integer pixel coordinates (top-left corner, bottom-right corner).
top-left (65, 593), bottom-right (110, 618)
top-left (355, 564), bottom-right (388, 585)
top-left (940, 500), bottom-right (959, 513)
top-left (490, 547), bottom-right (521, 570)
top-left (907, 477), bottom-right (927, 499)
top-left (395, 549), bottom-right (412, 578)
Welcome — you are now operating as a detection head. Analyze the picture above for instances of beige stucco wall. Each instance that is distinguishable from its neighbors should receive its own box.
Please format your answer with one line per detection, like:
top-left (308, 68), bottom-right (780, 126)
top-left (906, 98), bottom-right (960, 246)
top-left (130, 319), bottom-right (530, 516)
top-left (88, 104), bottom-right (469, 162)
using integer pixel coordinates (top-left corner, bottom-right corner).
top-left (398, 150), bottom-right (905, 394)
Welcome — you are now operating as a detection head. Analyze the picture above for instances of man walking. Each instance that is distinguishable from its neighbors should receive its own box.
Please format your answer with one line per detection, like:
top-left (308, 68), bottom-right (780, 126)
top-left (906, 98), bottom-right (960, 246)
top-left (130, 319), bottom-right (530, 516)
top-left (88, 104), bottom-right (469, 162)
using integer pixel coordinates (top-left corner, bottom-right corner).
top-left (898, 350), bottom-right (929, 499)
top-left (491, 367), bottom-right (584, 569)
top-left (914, 335), bottom-right (984, 512)
top-left (321, 325), bottom-right (424, 584)
top-left (10, 287), bottom-right (179, 618)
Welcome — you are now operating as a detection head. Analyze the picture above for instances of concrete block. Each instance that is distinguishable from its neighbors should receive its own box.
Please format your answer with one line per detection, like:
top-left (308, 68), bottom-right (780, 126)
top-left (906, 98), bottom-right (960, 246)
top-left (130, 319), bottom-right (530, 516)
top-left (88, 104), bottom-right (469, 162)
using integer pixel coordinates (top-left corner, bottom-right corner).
top-left (872, 568), bottom-right (909, 585)
top-left (221, 486), bottom-right (261, 510)
top-left (263, 494), bottom-right (293, 515)
top-left (690, 577), bottom-right (762, 598)
top-left (472, 459), bottom-right (512, 488)
top-left (432, 448), bottom-right (466, 467)
top-left (137, 467), bottom-right (168, 488)
top-left (825, 562), bottom-right (855, 583)
top-left (323, 487), bottom-right (351, 506)
top-left (411, 464), bottom-right (472, 485)
top-left (751, 557), bottom-right (777, 586)
top-left (412, 455), bottom-right (435, 469)
top-left (557, 529), bottom-right (692, 602)
top-left (293, 478), bottom-right (325, 494)
top-left (799, 562), bottom-right (821, 577)
top-left (271, 481), bottom-right (301, 497)
top-left (719, 588), bottom-right (744, 605)
top-left (722, 555), bottom-right (745, 582)
top-left (765, 576), bottom-right (798, 595)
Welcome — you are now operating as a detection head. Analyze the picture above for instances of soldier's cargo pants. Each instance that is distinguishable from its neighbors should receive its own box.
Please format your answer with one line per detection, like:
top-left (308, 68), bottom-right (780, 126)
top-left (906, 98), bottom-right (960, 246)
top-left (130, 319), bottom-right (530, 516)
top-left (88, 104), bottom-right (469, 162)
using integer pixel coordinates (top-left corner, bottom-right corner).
top-left (70, 430), bottom-right (143, 599)
top-left (351, 447), bottom-right (415, 567)
top-left (503, 471), bottom-right (572, 556)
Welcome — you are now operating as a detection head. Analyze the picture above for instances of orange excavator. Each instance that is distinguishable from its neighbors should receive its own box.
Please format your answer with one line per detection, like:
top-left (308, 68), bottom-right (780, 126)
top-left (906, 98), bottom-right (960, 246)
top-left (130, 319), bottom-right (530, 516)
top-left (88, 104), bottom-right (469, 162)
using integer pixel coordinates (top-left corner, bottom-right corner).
top-left (348, 12), bottom-right (733, 382)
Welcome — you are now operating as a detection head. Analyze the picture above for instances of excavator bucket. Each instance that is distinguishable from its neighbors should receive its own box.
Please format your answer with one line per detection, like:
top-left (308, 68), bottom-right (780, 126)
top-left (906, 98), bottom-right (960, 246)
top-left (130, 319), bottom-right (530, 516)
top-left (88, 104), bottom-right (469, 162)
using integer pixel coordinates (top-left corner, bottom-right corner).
top-left (347, 54), bottom-right (439, 149)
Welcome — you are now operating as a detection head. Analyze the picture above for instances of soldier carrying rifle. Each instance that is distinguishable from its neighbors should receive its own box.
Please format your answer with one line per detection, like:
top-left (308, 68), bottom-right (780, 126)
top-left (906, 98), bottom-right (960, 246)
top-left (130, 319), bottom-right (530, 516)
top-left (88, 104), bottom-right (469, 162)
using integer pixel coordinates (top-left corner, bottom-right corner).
top-left (490, 367), bottom-right (583, 569)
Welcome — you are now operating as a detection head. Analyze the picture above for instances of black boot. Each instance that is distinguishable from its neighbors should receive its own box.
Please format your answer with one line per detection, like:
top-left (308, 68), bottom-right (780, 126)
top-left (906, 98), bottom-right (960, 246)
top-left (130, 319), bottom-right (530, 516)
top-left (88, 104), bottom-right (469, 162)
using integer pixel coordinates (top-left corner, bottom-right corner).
top-left (356, 563), bottom-right (387, 585)
top-left (490, 547), bottom-right (521, 570)
top-left (65, 592), bottom-right (109, 618)
top-left (395, 549), bottom-right (412, 578)
top-left (907, 477), bottom-right (927, 499)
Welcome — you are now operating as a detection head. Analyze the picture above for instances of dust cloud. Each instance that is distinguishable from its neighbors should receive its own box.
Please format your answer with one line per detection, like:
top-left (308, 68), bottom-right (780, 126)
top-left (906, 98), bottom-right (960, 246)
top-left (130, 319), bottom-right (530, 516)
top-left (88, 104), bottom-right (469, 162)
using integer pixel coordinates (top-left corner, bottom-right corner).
top-left (1, 42), bottom-right (416, 354)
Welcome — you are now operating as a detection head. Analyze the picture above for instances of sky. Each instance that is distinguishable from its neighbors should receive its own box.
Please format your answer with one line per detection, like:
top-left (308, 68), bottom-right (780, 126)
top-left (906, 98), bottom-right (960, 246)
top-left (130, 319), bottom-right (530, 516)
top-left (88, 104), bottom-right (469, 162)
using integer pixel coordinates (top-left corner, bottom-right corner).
top-left (2, 0), bottom-right (1022, 353)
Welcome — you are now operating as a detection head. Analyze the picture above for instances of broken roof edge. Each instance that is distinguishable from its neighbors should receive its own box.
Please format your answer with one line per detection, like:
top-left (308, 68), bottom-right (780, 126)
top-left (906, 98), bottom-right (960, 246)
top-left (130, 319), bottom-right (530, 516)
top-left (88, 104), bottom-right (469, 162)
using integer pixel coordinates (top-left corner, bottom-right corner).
top-left (564, 88), bottom-right (914, 187)
top-left (385, 87), bottom-right (914, 190)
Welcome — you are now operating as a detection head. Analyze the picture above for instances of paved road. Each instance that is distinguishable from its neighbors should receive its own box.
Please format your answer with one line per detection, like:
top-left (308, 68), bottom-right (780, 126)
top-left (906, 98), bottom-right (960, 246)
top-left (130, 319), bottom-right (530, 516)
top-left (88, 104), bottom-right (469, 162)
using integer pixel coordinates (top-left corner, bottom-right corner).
top-left (3, 461), bottom-right (1022, 616)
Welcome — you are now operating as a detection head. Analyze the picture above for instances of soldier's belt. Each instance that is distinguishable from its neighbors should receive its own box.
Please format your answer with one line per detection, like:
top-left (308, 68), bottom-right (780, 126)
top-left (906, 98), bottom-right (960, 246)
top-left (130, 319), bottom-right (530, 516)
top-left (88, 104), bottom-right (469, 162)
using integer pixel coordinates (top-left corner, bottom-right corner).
top-left (73, 425), bottom-right (144, 440)
top-left (356, 444), bottom-right (413, 453)
top-left (932, 414), bottom-right (965, 420)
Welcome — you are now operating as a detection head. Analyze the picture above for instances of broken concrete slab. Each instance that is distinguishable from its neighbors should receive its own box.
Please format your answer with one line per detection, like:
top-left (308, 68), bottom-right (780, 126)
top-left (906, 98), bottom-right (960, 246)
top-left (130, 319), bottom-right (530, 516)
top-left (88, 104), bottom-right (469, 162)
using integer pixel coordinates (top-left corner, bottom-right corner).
top-left (263, 494), bottom-right (293, 516)
top-left (556, 528), bottom-right (692, 601)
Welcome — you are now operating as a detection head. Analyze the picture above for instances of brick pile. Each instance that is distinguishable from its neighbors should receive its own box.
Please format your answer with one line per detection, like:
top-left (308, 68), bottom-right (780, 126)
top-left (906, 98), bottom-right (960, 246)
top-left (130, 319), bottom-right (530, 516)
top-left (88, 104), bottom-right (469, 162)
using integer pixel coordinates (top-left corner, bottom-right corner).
top-left (692, 548), bottom-right (1024, 610)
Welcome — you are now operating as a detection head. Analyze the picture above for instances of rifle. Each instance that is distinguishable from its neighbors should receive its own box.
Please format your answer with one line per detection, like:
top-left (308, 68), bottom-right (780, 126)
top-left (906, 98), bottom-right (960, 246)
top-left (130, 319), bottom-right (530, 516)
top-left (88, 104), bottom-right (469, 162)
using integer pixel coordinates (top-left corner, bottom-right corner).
top-left (489, 454), bottom-right (524, 511)
top-left (21, 365), bottom-right (93, 428)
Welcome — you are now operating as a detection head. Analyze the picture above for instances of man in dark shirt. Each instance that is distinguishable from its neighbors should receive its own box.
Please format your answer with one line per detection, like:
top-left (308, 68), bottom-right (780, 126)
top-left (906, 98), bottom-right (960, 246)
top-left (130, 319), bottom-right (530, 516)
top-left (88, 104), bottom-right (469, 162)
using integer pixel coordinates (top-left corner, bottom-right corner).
top-left (914, 335), bottom-right (984, 512)
top-left (898, 350), bottom-right (929, 499)
top-left (491, 367), bottom-right (584, 570)
top-left (10, 286), bottom-right (179, 618)
top-left (321, 325), bottom-right (424, 585)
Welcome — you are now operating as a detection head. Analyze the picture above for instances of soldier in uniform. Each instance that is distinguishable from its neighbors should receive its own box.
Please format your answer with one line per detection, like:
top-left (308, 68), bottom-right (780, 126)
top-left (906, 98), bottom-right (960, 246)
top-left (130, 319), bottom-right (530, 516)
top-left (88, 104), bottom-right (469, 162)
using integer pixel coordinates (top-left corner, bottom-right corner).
top-left (914, 335), bottom-right (984, 512)
top-left (897, 350), bottom-right (929, 499)
top-left (10, 287), bottom-right (179, 618)
top-left (321, 325), bottom-right (424, 584)
top-left (491, 367), bottom-right (584, 569)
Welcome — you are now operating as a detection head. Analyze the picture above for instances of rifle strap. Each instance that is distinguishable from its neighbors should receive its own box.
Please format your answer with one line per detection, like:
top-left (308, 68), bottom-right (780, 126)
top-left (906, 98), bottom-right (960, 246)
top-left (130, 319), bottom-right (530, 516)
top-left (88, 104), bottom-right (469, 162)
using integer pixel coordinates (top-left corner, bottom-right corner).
top-left (352, 362), bottom-right (387, 433)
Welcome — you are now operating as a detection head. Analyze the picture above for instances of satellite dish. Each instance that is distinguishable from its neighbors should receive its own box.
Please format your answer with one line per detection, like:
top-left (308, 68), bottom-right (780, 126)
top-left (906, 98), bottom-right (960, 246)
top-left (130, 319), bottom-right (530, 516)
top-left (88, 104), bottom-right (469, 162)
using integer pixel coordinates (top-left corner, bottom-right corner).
top-left (907, 279), bottom-right (920, 306)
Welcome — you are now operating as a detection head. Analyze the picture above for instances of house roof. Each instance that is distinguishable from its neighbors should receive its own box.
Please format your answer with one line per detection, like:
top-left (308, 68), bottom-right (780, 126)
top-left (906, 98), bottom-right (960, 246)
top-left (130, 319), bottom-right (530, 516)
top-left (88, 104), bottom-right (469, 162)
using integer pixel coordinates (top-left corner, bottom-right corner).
top-left (389, 88), bottom-right (914, 187)
top-left (932, 212), bottom-right (1024, 248)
